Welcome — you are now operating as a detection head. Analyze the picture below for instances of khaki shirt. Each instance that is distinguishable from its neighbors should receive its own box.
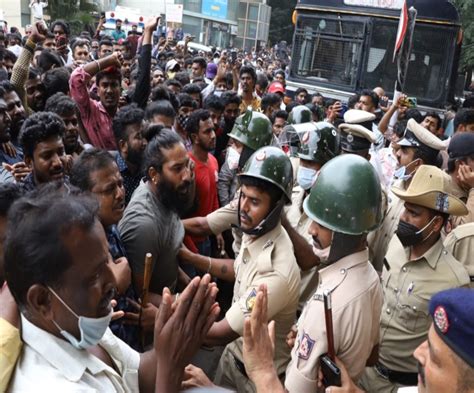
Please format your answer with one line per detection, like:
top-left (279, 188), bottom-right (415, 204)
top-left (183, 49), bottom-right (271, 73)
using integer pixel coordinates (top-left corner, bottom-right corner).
top-left (285, 249), bottom-right (383, 393)
top-left (368, 180), bottom-right (406, 272)
top-left (446, 181), bottom-right (474, 231)
top-left (207, 192), bottom-right (241, 255)
top-left (285, 185), bottom-right (320, 311)
top-left (379, 236), bottom-right (470, 372)
top-left (225, 224), bottom-right (300, 376)
top-left (444, 223), bottom-right (474, 288)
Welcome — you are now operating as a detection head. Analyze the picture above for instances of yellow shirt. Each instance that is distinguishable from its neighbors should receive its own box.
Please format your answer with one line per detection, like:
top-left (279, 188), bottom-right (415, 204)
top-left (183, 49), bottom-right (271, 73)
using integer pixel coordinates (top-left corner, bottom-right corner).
top-left (0, 318), bottom-right (21, 392)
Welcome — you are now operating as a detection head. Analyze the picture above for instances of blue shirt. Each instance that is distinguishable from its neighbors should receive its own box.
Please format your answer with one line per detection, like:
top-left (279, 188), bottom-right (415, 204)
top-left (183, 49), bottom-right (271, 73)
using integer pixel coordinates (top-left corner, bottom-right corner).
top-left (115, 153), bottom-right (143, 206)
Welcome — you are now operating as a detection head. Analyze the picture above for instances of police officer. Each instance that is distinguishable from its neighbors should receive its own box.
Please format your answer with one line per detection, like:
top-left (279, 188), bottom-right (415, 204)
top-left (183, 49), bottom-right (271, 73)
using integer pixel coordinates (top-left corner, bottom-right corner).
top-left (203, 146), bottom-right (300, 393)
top-left (288, 105), bottom-right (312, 125)
top-left (285, 154), bottom-right (384, 393)
top-left (182, 109), bottom-right (273, 256)
top-left (369, 119), bottom-right (446, 275)
top-left (360, 165), bottom-right (470, 393)
top-left (279, 105), bottom-right (314, 157)
top-left (444, 222), bottom-right (474, 288)
top-left (338, 109), bottom-right (377, 160)
top-left (282, 121), bottom-right (340, 311)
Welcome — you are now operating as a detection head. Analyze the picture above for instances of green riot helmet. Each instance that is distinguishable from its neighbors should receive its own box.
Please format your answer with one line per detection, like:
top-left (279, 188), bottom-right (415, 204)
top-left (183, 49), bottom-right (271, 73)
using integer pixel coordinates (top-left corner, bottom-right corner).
top-left (303, 154), bottom-right (383, 235)
top-left (240, 146), bottom-right (293, 203)
top-left (229, 109), bottom-right (273, 151)
top-left (288, 105), bottom-right (312, 125)
top-left (298, 121), bottom-right (341, 166)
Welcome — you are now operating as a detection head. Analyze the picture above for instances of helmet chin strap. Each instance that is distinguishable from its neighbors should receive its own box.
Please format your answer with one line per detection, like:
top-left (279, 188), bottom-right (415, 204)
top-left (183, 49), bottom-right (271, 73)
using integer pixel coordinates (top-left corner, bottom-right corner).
top-left (327, 232), bottom-right (364, 263)
top-left (233, 195), bottom-right (286, 237)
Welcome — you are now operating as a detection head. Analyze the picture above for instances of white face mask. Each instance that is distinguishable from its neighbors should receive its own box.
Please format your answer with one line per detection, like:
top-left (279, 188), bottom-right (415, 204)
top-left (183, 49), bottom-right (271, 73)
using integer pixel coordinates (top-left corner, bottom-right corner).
top-left (394, 159), bottom-right (418, 181)
top-left (226, 146), bottom-right (241, 170)
top-left (48, 286), bottom-right (112, 349)
top-left (297, 166), bottom-right (318, 190)
top-left (312, 244), bottom-right (331, 263)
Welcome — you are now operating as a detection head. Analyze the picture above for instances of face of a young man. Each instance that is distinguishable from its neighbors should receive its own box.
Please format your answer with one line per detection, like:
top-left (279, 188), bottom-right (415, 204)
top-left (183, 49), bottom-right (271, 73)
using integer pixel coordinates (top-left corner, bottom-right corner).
top-left (29, 135), bottom-right (66, 185)
top-left (239, 184), bottom-right (273, 232)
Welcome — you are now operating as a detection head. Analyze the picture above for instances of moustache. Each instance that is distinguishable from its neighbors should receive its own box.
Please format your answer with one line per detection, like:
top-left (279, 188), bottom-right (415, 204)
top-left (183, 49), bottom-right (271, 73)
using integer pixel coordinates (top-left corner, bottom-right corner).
top-left (240, 210), bottom-right (252, 223)
top-left (312, 236), bottom-right (322, 249)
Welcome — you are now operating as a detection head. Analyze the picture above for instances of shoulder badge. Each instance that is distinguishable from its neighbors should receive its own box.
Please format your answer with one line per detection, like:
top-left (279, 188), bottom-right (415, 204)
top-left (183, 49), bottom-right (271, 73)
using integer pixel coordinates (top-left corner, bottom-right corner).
top-left (297, 333), bottom-right (315, 360)
top-left (434, 305), bottom-right (449, 334)
top-left (346, 134), bottom-right (354, 143)
top-left (245, 288), bottom-right (257, 313)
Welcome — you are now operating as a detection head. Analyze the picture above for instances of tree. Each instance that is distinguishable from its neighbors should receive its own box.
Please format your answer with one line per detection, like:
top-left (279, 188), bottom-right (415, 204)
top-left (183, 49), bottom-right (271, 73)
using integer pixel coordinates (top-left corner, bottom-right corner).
top-left (268, 0), bottom-right (297, 45)
top-left (46, 0), bottom-right (99, 35)
top-left (453, 0), bottom-right (474, 72)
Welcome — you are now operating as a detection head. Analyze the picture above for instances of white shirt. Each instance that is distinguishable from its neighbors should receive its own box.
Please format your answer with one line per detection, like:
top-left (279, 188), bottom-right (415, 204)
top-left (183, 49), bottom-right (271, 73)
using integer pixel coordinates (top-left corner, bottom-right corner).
top-left (30, 2), bottom-right (47, 19)
top-left (9, 315), bottom-right (140, 392)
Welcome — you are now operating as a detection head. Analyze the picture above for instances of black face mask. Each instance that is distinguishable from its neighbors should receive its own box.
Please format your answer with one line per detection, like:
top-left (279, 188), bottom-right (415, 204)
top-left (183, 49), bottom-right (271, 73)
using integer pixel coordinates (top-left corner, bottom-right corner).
top-left (396, 217), bottom-right (437, 247)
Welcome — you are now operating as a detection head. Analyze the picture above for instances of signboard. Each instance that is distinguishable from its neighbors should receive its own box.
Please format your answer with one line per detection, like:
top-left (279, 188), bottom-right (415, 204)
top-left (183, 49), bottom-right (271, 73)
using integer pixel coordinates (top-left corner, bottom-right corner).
top-left (202, 0), bottom-right (228, 19)
top-left (166, 4), bottom-right (183, 24)
top-left (343, 0), bottom-right (404, 9)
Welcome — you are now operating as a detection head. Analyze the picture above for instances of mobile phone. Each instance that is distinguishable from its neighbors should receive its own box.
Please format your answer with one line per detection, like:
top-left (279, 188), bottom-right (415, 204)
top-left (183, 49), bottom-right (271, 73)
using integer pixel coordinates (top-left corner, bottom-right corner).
top-left (380, 96), bottom-right (389, 108)
top-left (231, 50), bottom-right (237, 64)
top-left (100, 11), bottom-right (105, 18)
top-left (407, 97), bottom-right (417, 107)
top-left (321, 354), bottom-right (342, 387)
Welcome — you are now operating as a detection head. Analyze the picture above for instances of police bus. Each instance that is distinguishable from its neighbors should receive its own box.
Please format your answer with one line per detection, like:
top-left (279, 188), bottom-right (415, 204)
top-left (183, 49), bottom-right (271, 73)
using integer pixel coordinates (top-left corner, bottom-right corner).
top-left (287, 0), bottom-right (463, 109)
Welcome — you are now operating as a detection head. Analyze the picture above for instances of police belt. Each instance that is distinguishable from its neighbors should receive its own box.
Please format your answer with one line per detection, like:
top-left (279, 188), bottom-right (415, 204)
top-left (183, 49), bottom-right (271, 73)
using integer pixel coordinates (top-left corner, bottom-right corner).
top-left (375, 362), bottom-right (418, 386)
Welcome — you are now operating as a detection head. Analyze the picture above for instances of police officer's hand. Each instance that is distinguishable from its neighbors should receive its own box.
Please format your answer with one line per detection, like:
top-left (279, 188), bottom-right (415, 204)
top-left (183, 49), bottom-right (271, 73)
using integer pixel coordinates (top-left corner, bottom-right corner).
top-left (153, 275), bottom-right (220, 374)
top-left (457, 164), bottom-right (474, 191)
top-left (181, 365), bottom-right (215, 389)
top-left (317, 356), bottom-right (365, 393)
top-left (286, 324), bottom-right (297, 349)
top-left (242, 284), bottom-right (276, 382)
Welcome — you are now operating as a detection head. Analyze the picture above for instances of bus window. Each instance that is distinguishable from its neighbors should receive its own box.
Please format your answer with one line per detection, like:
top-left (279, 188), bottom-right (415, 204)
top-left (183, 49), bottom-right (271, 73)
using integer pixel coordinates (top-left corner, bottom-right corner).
top-left (290, 14), bottom-right (366, 90)
top-left (360, 19), bottom-right (458, 104)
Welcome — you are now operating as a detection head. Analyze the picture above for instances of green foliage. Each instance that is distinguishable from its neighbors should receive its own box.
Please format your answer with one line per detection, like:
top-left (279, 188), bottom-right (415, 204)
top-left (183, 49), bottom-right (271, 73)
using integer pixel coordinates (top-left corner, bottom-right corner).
top-left (453, 0), bottom-right (474, 70)
top-left (47, 0), bottom-right (98, 35)
top-left (268, 0), bottom-right (297, 45)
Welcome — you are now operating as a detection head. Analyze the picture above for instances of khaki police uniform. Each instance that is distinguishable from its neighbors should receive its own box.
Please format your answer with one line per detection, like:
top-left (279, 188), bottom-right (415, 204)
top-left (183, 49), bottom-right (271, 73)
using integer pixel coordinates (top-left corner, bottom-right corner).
top-left (285, 249), bottom-right (383, 393)
top-left (444, 223), bottom-right (474, 288)
top-left (447, 181), bottom-right (474, 230)
top-left (285, 185), bottom-right (321, 312)
top-left (214, 224), bottom-right (301, 393)
top-left (360, 236), bottom-right (470, 393)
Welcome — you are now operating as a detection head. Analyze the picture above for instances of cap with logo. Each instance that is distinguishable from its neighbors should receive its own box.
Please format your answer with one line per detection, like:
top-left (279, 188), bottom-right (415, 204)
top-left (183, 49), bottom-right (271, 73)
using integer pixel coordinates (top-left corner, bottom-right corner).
top-left (338, 109), bottom-right (376, 153)
top-left (429, 288), bottom-right (474, 368)
top-left (391, 165), bottom-right (468, 216)
top-left (398, 118), bottom-right (446, 151)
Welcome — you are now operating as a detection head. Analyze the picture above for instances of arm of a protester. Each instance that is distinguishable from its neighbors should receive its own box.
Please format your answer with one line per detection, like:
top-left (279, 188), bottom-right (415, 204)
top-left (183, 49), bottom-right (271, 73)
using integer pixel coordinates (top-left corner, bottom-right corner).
top-left (132, 17), bottom-right (160, 109)
top-left (281, 214), bottom-right (320, 272)
top-left (138, 275), bottom-right (219, 393)
top-left (11, 22), bottom-right (46, 115)
top-left (378, 94), bottom-right (406, 134)
top-left (0, 283), bottom-right (21, 393)
top-left (182, 216), bottom-right (214, 236)
top-left (94, 16), bottom-right (105, 39)
top-left (178, 244), bottom-right (235, 282)
top-left (243, 284), bottom-right (285, 393)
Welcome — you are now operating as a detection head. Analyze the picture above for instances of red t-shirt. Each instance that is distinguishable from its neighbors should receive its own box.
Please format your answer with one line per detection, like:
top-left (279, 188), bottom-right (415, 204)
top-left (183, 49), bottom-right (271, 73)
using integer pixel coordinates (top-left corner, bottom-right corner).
top-left (189, 152), bottom-right (219, 242)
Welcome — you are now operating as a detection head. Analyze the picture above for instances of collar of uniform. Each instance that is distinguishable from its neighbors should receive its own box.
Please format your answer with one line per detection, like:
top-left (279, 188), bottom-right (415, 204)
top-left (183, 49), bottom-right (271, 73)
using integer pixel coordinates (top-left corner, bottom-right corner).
top-left (404, 237), bottom-right (444, 269)
top-left (318, 249), bottom-right (369, 288)
top-left (242, 224), bottom-right (282, 272)
top-left (20, 314), bottom-right (116, 381)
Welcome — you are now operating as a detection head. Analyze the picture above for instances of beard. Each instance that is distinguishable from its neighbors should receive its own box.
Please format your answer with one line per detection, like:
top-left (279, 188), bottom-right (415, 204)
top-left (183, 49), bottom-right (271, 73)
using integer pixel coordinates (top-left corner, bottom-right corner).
top-left (127, 147), bottom-right (144, 167)
top-left (156, 176), bottom-right (195, 216)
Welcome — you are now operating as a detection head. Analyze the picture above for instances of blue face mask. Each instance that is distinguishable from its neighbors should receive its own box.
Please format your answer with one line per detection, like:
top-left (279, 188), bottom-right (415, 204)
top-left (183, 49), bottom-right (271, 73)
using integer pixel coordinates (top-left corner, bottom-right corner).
top-left (48, 286), bottom-right (112, 349)
top-left (394, 159), bottom-right (418, 181)
top-left (297, 166), bottom-right (318, 190)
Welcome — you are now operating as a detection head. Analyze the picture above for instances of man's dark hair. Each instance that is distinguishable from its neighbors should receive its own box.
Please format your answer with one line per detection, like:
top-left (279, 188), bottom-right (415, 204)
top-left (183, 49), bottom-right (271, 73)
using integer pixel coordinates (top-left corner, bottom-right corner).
top-left (177, 93), bottom-right (198, 109)
top-left (406, 108), bottom-right (423, 123)
top-left (19, 112), bottom-right (65, 158)
top-left (28, 67), bottom-right (41, 81)
top-left (99, 39), bottom-right (113, 49)
top-left (45, 92), bottom-right (77, 116)
top-left (271, 110), bottom-right (288, 123)
top-left (0, 80), bottom-right (15, 94)
top-left (453, 109), bottom-right (474, 132)
top-left (185, 109), bottom-right (211, 137)
top-left (70, 148), bottom-right (115, 192)
top-left (0, 85), bottom-right (6, 100)
top-left (360, 89), bottom-right (380, 108)
top-left (222, 91), bottom-right (241, 106)
top-left (96, 68), bottom-right (121, 85)
top-left (413, 147), bottom-right (441, 168)
top-left (192, 56), bottom-right (207, 70)
top-left (71, 38), bottom-right (90, 54)
top-left (174, 71), bottom-right (191, 87)
top-left (3, 50), bottom-right (17, 64)
top-left (256, 72), bottom-right (268, 92)
top-left (423, 111), bottom-right (442, 130)
top-left (43, 67), bottom-right (71, 99)
top-left (112, 103), bottom-right (145, 144)
top-left (261, 93), bottom-right (281, 112)
top-left (37, 49), bottom-right (62, 73)
top-left (240, 176), bottom-right (283, 207)
top-left (143, 129), bottom-right (182, 179)
top-left (274, 69), bottom-right (285, 79)
top-left (204, 94), bottom-right (224, 112)
top-left (50, 20), bottom-right (70, 36)
top-left (295, 87), bottom-right (308, 96)
top-left (348, 93), bottom-right (359, 109)
top-left (239, 65), bottom-right (257, 82)
top-left (182, 83), bottom-right (202, 96)
top-left (164, 78), bottom-right (182, 89)
top-left (143, 124), bottom-right (166, 142)
top-left (0, 183), bottom-right (24, 217)
top-left (4, 191), bottom-right (98, 306)
top-left (145, 100), bottom-right (176, 121)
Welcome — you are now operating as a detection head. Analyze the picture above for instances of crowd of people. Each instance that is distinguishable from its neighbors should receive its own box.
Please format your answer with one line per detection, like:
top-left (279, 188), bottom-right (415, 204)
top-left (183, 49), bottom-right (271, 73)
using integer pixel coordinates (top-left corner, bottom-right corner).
top-left (0, 12), bottom-right (473, 393)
